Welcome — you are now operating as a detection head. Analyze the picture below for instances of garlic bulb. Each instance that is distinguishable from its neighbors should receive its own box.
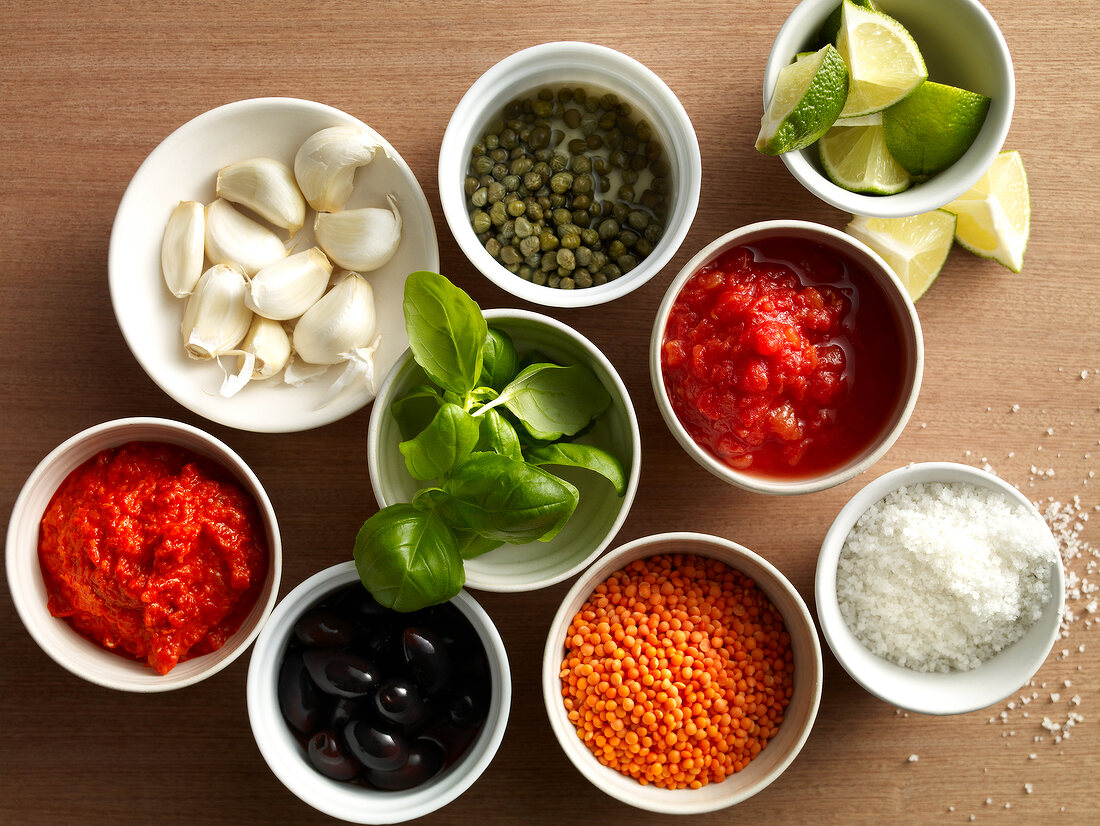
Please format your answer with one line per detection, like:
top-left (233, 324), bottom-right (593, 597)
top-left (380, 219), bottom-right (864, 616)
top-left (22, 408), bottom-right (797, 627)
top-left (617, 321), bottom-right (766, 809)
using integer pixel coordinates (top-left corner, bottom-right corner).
top-left (219, 315), bottom-right (292, 398)
top-left (181, 264), bottom-right (253, 359)
top-left (294, 127), bottom-right (380, 212)
top-left (293, 272), bottom-right (377, 365)
top-left (205, 198), bottom-right (288, 275)
top-left (161, 201), bottom-right (205, 298)
top-left (245, 247), bottom-right (332, 321)
top-left (313, 195), bottom-right (402, 272)
top-left (216, 157), bottom-right (307, 233)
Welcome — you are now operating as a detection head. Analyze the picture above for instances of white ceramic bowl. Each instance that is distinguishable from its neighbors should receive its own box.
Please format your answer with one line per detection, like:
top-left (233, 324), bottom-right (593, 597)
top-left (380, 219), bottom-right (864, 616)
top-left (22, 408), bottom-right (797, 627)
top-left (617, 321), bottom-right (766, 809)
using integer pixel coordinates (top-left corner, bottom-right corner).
top-left (6, 417), bottom-right (281, 691)
top-left (439, 41), bottom-right (701, 307)
top-left (368, 307), bottom-right (641, 591)
top-left (762, 0), bottom-right (1015, 217)
top-left (650, 220), bottom-right (923, 495)
top-left (109, 97), bottom-right (439, 432)
top-left (246, 561), bottom-right (510, 823)
top-left (816, 462), bottom-right (1065, 715)
top-left (543, 532), bottom-right (823, 813)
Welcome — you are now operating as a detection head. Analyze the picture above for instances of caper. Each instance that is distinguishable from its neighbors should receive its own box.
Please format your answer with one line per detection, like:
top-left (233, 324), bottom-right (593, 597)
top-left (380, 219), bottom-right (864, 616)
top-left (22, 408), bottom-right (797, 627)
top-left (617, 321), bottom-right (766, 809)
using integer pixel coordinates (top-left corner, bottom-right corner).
top-left (618, 184), bottom-right (636, 203)
top-left (519, 235), bottom-right (540, 257)
top-left (568, 138), bottom-right (586, 156)
top-left (551, 207), bottom-right (571, 226)
top-left (608, 239), bottom-right (626, 259)
top-left (622, 135), bottom-right (639, 154)
top-left (499, 219), bottom-right (515, 241)
top-left (490, 147), bottom-right (508, 162)
top-left (505, 261), bottom-right (520, 273)
top-left (557, 87), bottom-right (573, 102)
top-left (534, 147), bottom-right (553, 163)
top-left (635, 120), bottom-right (653, 143)
top-left (587, 201), bottom-right (602, 218)
top-left (487, 181), bottom-right (505, 203)
top-left (523, 171), bottom-right (544, 191)
top-left (470, 186), bottom-right (488, 207)
top-left (471, 210), bottom-right (491, 234)
top-left (621, 168), bottom-right (639, 186)
top-left (560, 233), bottom-right (580, 251)
top-left (635, 238), bottom-right (653, 257)
top-left (651, 176), bottom-right (669, 195)
top-left (484, 133), bottom-right (499, 150)
top-left (500, 245), bottom-right (523, 265)
top-left (571, 210), bottom-right (591, 228)
top-left (491, 163), bottom-right (507, 181)
top-left (528, 125), bottom-right (550, 149)
top-left (517, 266), bottom-right (533, 281)
top-left (526, 201), bottom-right (544, 222)
top-left (574, 269), bottom-right (593, 289)
top-left (504, 100), bottom-right (522, 118)
top-left (532, 99), bottom-right (553, 118)
top-left (506, 198), bottom-right (526, 217)
top-left (612, 202), bottom-right (629, 223)
top-left (464, 176), bottom-right (479, 197)
top-left (586, 134), bottom-right (603, 151)
top-left (630, 153), bottom-right (648, 171)
top-left (600, 92), bottom-right (619, 110)
top-left (539, 230), bottom-right (559, 251)
top-left (560, 276), bottom-right (575, 290)
top-left (620, 229), bottom-right (639, 249)
top-left (627, 210), bottom-right (649, 230)
top-left (581, 228), bottom-right (600, 247)
top-left (514, 216), bottom-right (534, 238)
top-left (644, 222), bottom-right (663, 245)
top-left (573, 173), bottom-right (594, 195)
top-left (616, 114), bottom-right (635, 134)
top-left (499, 128), bottom-right (517, 150)
top-left (563, 108), bottom-right (581, 129)
top-left (541, 251), bottom-right (558, 270)
top-left (583, 98), bottom-right (599, 113)
top-left (472, 141), bottom-right (486, 156)
top-left (570, 156), bottom-right (592, 176)
top-left (479, 173), bottom-right (493, 187)
top-left (506, 117), bottom-right (524, 131)
top-left (549, 192), bottom-right (566, 208)
top-left (532, 269), bottom-right (548, 286)
top-left (652, 159), bottom-right (670, 177)
top-left (590, 250), bottom-right (608, 271)
top-left (550, 153), bottom-right (568, 173)
top-left (502, 174), bottom-right (521, 193)
top-left (580, 113), bottom-right (599, 137)
top-left (572, 192), bottom-right (592, 210)
top-left (489, 201), bottom-right (508, 226)
top-left (525, 252), bottom-right (541, 267)
top-left (598, 111), bottom-right (616, 131)
top-left (605, 128), bottom-right (623, 149)
top-left (485, 237), bottom-right (502, 257)
top-left (598, 218), bottom-right (619, 240)
top-left (593, 272), bottom-right (608, 286)
top-left (574, 246), bottom-right (593, 268)
top-left (616, 254), bottom-right (638, 273)
top-left (646, 140), bottom-right (663, 160)
top-left (602, 263), bottom-right (622, 280)
top-left (593, 156), bottom-right (611, 176)
top-left (510, 157), bottom-right (533, 176)
top-left (609, 149), bottom-right (629, 169)
top-left (573, 87), bottom-right (587, 104)
top-left (550, 129), bottom-right (565, 147)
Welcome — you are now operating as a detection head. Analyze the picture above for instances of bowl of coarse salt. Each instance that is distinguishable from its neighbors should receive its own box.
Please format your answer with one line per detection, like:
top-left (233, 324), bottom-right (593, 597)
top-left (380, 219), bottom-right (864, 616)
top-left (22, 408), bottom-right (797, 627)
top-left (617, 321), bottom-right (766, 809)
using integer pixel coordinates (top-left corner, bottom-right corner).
top-left (816, 462), bottom-right (1064, 715)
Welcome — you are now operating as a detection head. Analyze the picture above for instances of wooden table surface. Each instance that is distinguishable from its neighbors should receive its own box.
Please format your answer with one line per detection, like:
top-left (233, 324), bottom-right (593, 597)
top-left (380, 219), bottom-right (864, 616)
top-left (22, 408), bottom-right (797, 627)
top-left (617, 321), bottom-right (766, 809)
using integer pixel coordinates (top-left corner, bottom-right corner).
top-left (2, 1), bottom-right (1098, 823)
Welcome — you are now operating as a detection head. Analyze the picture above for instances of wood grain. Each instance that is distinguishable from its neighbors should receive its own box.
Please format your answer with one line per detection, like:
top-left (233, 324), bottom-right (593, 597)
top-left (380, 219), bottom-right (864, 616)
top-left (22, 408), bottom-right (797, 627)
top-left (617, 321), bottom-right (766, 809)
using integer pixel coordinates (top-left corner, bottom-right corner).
top-left (1, 1), bottom-right (1098, 823)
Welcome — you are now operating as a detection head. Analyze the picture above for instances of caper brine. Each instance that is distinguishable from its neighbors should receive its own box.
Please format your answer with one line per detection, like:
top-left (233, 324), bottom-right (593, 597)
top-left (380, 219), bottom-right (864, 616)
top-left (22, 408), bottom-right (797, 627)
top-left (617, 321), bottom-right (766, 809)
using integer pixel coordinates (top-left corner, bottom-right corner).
top-left (464, 83), bottom-right (669, 290)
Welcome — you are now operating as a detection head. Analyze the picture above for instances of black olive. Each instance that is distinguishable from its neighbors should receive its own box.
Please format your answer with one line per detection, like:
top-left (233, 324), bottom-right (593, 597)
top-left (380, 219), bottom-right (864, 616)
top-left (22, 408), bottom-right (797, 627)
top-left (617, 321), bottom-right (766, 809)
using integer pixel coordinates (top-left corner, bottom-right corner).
top-left (292, 608), bottom-right (355, 648)
top-left (303, 648), bottom-right (379, 699)
top-left (277, 651), bottom-right (325, 737)
top-left (329, 697), bottom-right (364, 731)
top-left (343, 720), bottom-right (409, 772)
top-left (447, 690), bottom-right (488, 729)
top-left (307, 730), bottom-right (359, 781)
top-left (364, 625), bottom-right (403, 671)
top-left (364, 738), bottom-right (444, 791)
top-left (335, 584), bottom-right (390, 624)
top-left (374, 678), bottom-right (428, 728)
top-left (402, 627), bottom-right (451, 694)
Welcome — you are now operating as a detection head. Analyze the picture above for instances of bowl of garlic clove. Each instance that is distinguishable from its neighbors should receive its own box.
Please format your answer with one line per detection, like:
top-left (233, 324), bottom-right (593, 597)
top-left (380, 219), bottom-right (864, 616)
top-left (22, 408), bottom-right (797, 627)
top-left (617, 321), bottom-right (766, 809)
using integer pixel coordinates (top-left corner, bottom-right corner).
top-left (109, 97), bottom-right (439, 433)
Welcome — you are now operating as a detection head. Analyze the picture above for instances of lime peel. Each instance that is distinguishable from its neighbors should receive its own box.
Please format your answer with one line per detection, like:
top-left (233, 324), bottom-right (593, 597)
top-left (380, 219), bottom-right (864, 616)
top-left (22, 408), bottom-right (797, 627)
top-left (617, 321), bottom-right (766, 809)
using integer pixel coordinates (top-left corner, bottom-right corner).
top-left (756, 44), bottom-right (849, 156)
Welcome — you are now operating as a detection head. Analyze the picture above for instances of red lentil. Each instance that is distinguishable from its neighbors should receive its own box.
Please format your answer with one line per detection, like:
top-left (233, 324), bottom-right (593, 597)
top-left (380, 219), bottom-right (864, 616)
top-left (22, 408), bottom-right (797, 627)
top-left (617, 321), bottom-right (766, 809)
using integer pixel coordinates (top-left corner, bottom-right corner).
top-left (560, 553), bottom-right (794, 789)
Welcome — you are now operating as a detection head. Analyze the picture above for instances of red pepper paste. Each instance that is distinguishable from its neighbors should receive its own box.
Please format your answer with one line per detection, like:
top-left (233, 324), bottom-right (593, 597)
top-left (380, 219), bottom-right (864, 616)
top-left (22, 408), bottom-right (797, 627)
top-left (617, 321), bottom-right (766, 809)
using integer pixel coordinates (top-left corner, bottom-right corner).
top-left (661, 237), bottom-right (904, 477)
top-left (37, 441), bottom-right (268, 674)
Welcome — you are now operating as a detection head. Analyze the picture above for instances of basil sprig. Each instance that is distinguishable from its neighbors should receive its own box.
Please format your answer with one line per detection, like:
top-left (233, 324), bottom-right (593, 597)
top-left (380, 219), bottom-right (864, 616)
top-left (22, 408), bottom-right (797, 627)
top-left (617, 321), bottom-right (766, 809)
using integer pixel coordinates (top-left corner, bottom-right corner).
top-left (353, 271), bottom-right (627, 611)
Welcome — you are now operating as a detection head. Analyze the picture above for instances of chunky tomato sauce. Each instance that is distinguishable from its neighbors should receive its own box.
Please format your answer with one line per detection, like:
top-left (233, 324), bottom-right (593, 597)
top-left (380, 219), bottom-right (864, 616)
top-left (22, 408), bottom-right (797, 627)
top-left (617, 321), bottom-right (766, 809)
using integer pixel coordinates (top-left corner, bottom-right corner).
top-left (38, 441), bottom-right (268, 674)
top-left (661, 237), bottom-right (904, 478)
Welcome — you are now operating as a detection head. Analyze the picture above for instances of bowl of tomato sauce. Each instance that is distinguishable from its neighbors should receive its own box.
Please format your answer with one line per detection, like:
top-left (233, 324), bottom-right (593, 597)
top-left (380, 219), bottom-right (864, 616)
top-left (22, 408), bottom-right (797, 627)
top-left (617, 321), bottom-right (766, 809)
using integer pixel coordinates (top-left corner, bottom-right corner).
top-left (6, 417), bottom-right (281, 691)
top-left (650, 220), bottom-right (923, 495)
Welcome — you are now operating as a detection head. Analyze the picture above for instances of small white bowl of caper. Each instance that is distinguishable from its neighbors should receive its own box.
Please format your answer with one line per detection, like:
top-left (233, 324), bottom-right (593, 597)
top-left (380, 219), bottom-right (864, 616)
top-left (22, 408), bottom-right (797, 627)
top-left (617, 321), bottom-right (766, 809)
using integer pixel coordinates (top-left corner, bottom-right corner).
top-left (439, 41), bottom-right (702, 308)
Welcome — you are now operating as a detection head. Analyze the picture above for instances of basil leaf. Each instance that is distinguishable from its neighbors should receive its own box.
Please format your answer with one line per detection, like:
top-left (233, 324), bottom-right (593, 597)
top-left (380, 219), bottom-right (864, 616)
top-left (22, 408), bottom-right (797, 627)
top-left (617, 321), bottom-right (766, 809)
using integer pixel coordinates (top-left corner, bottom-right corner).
top-left (437, 452), bottom-right (579, 543)
top-left (403, 270), bottom-right (486, 396)
top-left (525, 442), bottom-right (627, 496)
top-left (398, 402), bottom-right (480, 481)
top-left (411, 487), bottom-right (446, 512)
top-left (390, 385), bottom-right (443, 441)
top-left (353, 504), bottom-right (464, 612)
top-left (517, 348), bottom-right (559, 371)
top-left (476, 408), bottom-right (523, 461)
top-left (453, 529), bottom-right (504, 560)
top-left (481, 363), bottom-right (611, 441)
top-left (479, 327), bottom-right (518, 391)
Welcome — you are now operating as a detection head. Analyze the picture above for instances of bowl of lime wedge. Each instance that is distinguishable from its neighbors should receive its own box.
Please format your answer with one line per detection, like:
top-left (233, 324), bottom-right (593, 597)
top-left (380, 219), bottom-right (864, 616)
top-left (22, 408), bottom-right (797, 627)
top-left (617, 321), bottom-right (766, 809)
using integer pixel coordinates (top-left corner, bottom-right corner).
top-left (758, 0), bottom-right (1014, 219)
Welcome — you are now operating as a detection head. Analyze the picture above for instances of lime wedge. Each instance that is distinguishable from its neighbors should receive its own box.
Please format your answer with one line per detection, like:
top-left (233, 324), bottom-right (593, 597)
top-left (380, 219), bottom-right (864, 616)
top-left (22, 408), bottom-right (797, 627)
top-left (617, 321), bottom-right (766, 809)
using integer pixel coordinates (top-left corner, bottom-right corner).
top-left (819, 114), bottom-right (912, 194)
top-left (837, 0), bottom-right (927, 117)
top-left (846, 211), bottom-right (957, 300)
top-left (941, 150), bottom-right (1029, 273)
top-left (756, 44), bottom-right (849, 156)
top-left (817, 0), bottom-right (879, 48)
top-left (882, 81), bottom-right (991, 177)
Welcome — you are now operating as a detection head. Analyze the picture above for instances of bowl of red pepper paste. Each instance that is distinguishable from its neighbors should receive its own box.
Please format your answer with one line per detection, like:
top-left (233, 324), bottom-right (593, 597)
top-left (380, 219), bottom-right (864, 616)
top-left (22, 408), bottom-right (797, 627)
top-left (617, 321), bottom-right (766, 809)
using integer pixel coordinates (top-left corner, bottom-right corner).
top-left (7, 417), bottom-right (281, 691)
top-left (650, 221), bottom-right (923, 495)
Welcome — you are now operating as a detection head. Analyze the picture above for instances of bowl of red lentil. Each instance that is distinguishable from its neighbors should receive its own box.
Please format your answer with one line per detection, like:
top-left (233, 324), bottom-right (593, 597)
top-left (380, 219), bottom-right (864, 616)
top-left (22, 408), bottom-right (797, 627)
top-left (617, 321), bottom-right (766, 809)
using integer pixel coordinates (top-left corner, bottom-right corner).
top-left (650, 220), bottom-right (923, 495)
top-left (542, 532), bottom-right (822, 813)
top-left (6, 417), bottom-right (281, 691)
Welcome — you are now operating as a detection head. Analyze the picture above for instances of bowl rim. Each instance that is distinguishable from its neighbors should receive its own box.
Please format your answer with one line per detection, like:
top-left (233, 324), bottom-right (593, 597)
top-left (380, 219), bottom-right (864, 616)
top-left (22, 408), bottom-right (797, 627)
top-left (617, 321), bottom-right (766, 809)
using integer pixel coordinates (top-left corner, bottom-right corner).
top-left (108, 95), bottom-right (439, 433)
top-left (367, 306), bottom-right (642, 592)
top-left (438, 40), bottom-right (702, 308)
top-left (649, 219), bottom-right (924, 495)
top-left (815, 461), bottom-right (1066, 715)
top-left (762, 0), bottom-right (1015, 218)
top-left (6, 416), bottom-right (282, 692)
top-left (541, 531), bottom-right (823, 813)
top-left (245, 560), bottom-right (511, 823)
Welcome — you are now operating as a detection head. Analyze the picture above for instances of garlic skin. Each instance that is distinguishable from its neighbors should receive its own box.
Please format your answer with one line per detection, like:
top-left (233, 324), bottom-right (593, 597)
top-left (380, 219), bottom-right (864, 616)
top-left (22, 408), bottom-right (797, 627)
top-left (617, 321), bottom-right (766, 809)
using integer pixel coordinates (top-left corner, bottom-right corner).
top-left (181, 264), bottom-right (253, 359)
top-left (161, 201), bottom-right (205, 298)
top-left (294, 127), bottom-right (380, 212)
top-left (245, 247), bottom-right (332, 321)
top-left (292, 272), bottom-right (377, 365)
top-left (204, 198), bottom-right (288, 275)
top-left (216, 157), bottom-right (308, 234)
top-left (313, 195), bottom-right (402, 272)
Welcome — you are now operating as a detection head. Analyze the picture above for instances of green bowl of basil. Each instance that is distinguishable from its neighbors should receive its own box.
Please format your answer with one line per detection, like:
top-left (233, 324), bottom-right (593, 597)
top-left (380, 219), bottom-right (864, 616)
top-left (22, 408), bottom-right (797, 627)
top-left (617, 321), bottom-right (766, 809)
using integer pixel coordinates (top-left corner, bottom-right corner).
top-left (367, 303), bottom-right (641, 594)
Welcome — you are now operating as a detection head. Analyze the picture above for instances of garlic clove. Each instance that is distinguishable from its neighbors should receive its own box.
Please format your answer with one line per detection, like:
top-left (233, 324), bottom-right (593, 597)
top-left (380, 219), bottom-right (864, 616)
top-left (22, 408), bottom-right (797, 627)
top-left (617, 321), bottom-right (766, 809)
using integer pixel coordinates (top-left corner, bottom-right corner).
top-left (161, 201), bottom-right (205, 298)
top-left (294, 127), bottom-right (381, 212)
top-left (219, 315), bottom-right (293, 397)
top-left (216, 157), bottom-right (308, 234)
top-left (245, 247), bottom-right (332, 321)
top-left (204, 198), bottom-right (288, 275)
top-left (292, 272), bottom-right (377, 365)
top-left (181, 263), bottom-right (253, 359)
top-left (313, 194), bottom-right (402, 272)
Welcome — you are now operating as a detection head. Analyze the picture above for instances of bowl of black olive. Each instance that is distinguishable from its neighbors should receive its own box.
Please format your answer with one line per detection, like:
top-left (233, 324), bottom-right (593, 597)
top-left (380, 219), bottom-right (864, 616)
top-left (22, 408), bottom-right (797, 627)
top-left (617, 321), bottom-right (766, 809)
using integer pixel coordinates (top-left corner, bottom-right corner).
top-left (246, 561), bottom-right (511, 823)
top-left (439, 41), bottom-right (702, 307)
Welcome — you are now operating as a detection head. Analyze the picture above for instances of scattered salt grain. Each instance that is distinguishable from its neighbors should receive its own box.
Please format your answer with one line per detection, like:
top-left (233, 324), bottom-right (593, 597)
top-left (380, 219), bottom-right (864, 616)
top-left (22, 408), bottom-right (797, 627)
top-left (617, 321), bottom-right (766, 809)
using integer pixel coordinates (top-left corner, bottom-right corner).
top-left (836, 482), bottom-right (1057, 671)
top-left (907, 754), bottom-right (919, 763)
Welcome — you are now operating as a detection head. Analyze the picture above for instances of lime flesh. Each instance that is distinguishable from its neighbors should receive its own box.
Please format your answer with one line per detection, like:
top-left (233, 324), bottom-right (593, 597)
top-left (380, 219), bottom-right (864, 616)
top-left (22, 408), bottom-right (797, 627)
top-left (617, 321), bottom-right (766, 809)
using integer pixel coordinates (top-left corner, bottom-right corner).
top-left (846, 210), bottom-right (957, 301)
top-left (757, 44), bottom-right (849, 156)
top-left (837, 0), bottom-right (927, 117)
